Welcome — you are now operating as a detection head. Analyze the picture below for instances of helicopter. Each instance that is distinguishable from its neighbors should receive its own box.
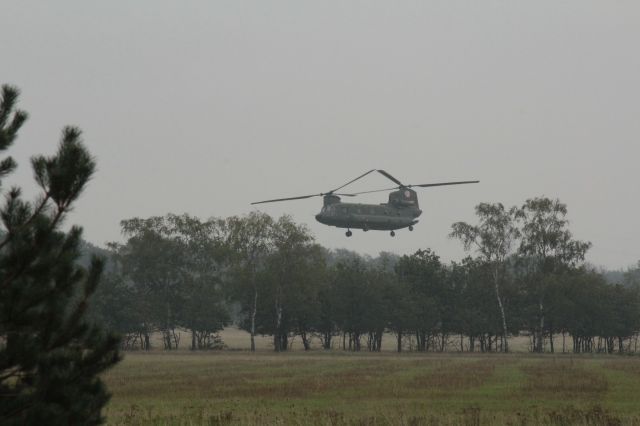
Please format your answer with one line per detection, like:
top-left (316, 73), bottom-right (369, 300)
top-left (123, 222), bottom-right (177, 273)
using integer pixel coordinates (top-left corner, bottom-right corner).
top-left (251, 169), bottom-right (479, 237)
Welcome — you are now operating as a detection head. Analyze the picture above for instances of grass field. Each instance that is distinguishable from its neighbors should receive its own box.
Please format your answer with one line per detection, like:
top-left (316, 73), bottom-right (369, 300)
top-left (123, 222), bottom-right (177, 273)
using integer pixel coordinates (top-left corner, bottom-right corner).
top-left (103, 350), bottom-right (640, 425)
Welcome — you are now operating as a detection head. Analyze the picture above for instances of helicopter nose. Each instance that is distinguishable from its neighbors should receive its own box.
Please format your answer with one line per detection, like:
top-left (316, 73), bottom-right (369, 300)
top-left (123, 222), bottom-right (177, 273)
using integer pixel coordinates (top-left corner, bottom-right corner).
top-left (315, 214), bottom-right (323, 223)
top-left (415, 209), bottom-right (423, 217)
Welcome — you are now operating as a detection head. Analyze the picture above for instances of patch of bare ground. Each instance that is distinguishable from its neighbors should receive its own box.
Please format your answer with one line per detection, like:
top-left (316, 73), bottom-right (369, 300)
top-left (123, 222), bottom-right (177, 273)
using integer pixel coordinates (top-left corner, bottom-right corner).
top-left (234, 363), bottom-right (403, 399)
top-left (520, 360), bottom-right (608, 397)
top-left (149, 361), bottom-right (400, 400)
top-left (606, 359), bottom-right (640, 376)
top-left (410, 359), bottom-right (499, 392)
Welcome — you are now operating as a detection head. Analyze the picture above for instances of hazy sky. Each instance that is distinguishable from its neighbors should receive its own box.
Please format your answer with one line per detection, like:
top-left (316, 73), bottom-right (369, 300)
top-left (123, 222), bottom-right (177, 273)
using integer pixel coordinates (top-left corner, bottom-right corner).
top-left (1, 1), bottom-right (639, 269)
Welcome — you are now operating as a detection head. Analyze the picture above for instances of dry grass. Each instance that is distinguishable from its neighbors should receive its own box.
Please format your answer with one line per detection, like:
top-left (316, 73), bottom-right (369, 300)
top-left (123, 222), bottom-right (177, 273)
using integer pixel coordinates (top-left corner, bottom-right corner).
top-left (521, 359), bottom-right (609, 397)
top-left (411, 359), bottom-right (497, 391)
top-left (101, 352), bottom-right (640, 425)
top-left (607, 360), bottom-right (640, 376)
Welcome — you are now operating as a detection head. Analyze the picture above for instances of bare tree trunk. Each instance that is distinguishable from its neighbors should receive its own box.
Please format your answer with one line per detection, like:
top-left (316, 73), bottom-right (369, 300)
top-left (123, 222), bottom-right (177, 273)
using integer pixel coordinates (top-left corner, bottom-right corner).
top-left (535, 300), bottom-right (544, 353)
top-left (322, 332), bottom-right (332, 350)
top-left (250, 283), bottom-right (257, 352)
top-left (274, 300), bottom-right (283, 352)
top-left (301, 331), bottom-right (311, 351)
top-left (172, 329), bottom-right (180, 349)
top-left (397, 331), bottom-right (402, 353)
top-left (493, 267), bottom-right (509, 353)
top-left (355, 333), bottom-right (361, 351)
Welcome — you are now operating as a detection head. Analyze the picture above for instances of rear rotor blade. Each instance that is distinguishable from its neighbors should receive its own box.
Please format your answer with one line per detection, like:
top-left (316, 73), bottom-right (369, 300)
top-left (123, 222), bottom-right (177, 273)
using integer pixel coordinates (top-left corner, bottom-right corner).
top-left (410, 180), bottom-right (479, 188)
top-left (330, 169), bottom-right (376, 193)
top-left (251, 191), bottom-right (358, 205)
top-left (377, 169), bottom-right (404, 186)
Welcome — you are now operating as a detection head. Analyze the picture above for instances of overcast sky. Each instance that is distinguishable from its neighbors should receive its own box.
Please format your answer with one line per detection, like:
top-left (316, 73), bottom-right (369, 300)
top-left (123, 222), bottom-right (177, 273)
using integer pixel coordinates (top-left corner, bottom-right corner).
top-left (1, 1), bottom-right (639, 269)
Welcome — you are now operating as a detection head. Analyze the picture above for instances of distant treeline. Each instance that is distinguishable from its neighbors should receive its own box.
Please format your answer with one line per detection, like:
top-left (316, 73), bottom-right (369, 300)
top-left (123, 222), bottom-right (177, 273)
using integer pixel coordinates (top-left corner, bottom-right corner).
top-left (89, 197), bottom-right (640, 354)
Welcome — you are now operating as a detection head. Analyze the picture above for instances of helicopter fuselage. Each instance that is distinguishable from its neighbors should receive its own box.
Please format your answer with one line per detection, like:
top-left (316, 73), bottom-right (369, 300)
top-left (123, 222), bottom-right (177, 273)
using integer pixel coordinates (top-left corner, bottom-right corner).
top-left (314, 190), bottom-right (422, 231)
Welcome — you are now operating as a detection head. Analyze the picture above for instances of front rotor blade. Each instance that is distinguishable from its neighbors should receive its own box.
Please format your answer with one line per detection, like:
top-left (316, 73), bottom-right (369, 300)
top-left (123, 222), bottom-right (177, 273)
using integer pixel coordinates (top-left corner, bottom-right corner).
top-left (343, 186), bottom-right (399, 196)
top-left (377, 170), bottom-right (404, 186)
top-left (411, 180), bottom-right (480, 188)
top-left (251, 194), bottom-right (321, 205)
top-left (330, 169), bottom-right (376, 193)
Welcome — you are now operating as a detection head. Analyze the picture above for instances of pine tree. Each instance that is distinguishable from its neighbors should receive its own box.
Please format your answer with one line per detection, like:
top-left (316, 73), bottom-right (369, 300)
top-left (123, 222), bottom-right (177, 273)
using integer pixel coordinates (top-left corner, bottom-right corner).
top-left (0, 84), bottom-right (121, 424)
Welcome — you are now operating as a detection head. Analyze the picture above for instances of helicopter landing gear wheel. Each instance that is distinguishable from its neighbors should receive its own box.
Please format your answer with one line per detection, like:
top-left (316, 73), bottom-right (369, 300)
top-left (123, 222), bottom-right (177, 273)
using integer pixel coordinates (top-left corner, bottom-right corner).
top-left (409, 225), bottom-right (414, 231)
top-left (346, 230), bottom-right (352, 237)
top-left (390, 231), bottom-right (395, 237)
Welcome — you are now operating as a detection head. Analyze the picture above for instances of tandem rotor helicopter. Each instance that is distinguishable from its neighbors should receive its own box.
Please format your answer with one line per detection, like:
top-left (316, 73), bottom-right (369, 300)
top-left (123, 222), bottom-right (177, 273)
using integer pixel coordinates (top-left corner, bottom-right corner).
top-left (251, 170), bottom-right (479, 237)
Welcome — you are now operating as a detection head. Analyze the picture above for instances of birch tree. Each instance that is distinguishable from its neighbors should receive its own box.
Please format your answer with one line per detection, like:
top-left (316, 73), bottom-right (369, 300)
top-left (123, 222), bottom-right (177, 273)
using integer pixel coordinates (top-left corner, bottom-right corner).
top-left (266, 216), bottom-right (314, 351)
top-left (450, 203), bottom-right (519, 352)
top-left (224, 212), bottom-right (274, 351)
top-left (515, 197), bottom-right (591, 352)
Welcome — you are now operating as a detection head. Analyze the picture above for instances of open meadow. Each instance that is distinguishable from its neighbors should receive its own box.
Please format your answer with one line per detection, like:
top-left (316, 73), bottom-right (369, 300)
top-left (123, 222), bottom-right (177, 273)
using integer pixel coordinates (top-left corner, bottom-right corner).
top-left (103, 331), bottom-right (640, 425)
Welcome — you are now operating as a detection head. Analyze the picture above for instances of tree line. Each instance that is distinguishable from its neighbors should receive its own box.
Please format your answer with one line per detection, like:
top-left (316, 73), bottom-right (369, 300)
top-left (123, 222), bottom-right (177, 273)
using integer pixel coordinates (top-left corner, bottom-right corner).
top-left (91, 200), bottom-right (640, 354)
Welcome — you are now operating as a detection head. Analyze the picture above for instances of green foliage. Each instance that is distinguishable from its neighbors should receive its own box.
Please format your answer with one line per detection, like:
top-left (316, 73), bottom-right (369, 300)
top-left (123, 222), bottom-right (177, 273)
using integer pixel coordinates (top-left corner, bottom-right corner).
top-left (516, 197), bottom-right (592, 271)
top-left (450, 203), bottom-right (519, 352)
top-left (0, 84), bottom-right (120, 424)
top-left (104, 214), bottom-right (230, 350)
top-left (451, 203), bottom-right (520, 263)
top-left (515, 197), bottom-right (592, 352)
top-left (252, 216), bottom-right (321, 351)
top-left (623, 261), bottom-right (640, 289)
top-left (222, 212), bottom-right (275, 351)
top-left (396, 249), bottom-right (447, 351)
